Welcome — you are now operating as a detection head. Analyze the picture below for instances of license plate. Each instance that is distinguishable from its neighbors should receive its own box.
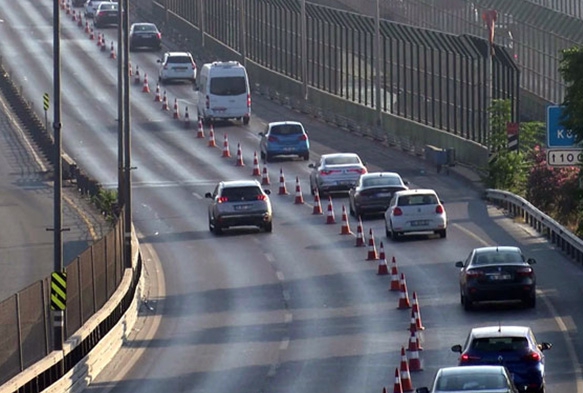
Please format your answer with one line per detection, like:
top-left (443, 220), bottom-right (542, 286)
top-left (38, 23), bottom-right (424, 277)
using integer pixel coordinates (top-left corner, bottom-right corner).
top-left (377, 192), bottom-right (391, 197)
top-left (173, 67), bottom-right (187, 71)
top-left (283, 147), bottom-right (295, 152)
top-left (213, 107), bottom-right (227, 112)
top-left (489, 274), bottom-right (511, 281)
top-left (234, 204), bottom-right (252, 211)
top-left (411, 220), bottom-right (429, 227)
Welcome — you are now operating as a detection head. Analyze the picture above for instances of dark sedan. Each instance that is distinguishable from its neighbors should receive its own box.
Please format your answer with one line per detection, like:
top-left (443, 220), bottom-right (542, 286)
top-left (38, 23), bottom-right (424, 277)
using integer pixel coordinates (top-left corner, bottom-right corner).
top-left (129, 22), bottom-right (162, 51)
top-left (348, 172), bottom-right (408, 218)
top-left (93, 2), bottom-right (118, 28)
top-left (456, 246), bottom-right (537, 310)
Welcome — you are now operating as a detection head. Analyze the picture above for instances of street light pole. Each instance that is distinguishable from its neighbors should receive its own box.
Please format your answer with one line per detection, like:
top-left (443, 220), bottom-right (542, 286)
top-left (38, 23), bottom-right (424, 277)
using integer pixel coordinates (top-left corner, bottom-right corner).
top-left (374, 0), bottom-right (382, 126)
top-left (123, 0), bottom-right (133, 268)
top-left (301, 0), bottom-right (308, 100)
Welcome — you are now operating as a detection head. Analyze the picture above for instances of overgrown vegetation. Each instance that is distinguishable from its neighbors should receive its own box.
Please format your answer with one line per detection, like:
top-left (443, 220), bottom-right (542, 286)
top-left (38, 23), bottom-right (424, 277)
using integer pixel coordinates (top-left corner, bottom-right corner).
top-left (91, 188), bottom-right (119, 225)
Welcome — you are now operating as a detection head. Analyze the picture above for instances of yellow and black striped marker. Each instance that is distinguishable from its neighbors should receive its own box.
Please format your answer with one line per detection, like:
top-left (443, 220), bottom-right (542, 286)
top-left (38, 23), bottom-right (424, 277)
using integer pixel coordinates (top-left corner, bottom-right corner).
top-left (50, 272), bottom-right (67, 311)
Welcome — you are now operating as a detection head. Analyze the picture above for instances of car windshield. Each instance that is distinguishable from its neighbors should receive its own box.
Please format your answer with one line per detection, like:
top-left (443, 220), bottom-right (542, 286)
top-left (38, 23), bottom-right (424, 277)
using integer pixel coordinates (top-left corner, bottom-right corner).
top-left (99, 3), bottom-right (116, 10)
top-left (324, 156), bottom-right (359, 165)
top-left (167, 56), bottom-right (192, 64)
top-left (470, 337), bottom-right (529, 352)
top-left (362, 177), bottom-right (401, 187)
top-left (221, 186), bottom-right (262, 201)
top-left (269, 124), bottom-right (303, 136)
top-left (436, 373), bottom-right (508, 391)
top-left (474, 251), bottom-right (524, 265)
top-left (397, 194), bottom-right (437, 206)
top-left (209, 76), bottom-right (247, 95)
top-left (134, 25), bottom-right (157, 32)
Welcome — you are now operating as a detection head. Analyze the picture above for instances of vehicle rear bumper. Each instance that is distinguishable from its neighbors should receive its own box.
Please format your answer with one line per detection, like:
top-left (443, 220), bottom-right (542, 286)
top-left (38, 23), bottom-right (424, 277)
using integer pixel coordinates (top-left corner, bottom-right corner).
top-left (468, 285), bottom-right (535, 301)
top-left (216, 213), bottom-right (271, 228)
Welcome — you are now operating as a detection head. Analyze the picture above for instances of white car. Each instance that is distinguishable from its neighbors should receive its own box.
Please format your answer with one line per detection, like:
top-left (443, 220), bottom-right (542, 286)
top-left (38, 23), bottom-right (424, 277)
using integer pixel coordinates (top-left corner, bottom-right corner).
top-left (157, 52), bottom-right (197, 84)
top-left (84, 0), bottom-right (112, 18)
top-left (384, 188), bottom-right (447, 240)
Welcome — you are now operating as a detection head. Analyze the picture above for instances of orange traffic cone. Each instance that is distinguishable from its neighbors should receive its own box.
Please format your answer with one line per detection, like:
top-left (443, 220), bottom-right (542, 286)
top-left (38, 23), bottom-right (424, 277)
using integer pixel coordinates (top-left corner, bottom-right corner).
top-left (184, 106), bottom-right (191, 128)
top-left (409, 308), bottom-right (418, 334)
top-left (355, 217), bottom-right (365, 246)
top-left (84, 20), bottom-right (90, 33)
top-left (326, 196), bottom-right (335, 224)
top-left (390, 256), bottom-right (400, 291)
top-left (153, 84), bottom-right (161, 102)
top-left (294, 177), bottom-right (304, 204)
top-left (408, 344), bottom-right (423, 372)
top-left (78, 15), bottom-right (84, 27)
top-left (142, 73), bottom-right (150, 93)
top-left (208, 125), bottom-right (216, 147)
top-left (312, 188), bottom-right (323, 215)
top-left (128, 60), bottom-right (133, 76)
top-left (96, 32), bottom-right (102, 47)
top-left (261, 166), bottom-right (270, 185)
top-left (71, 10), bottom-right (77, 22)
top-left (377, 242), bottom-right (389, 275)
top-left (221, 134), bottom-right (231, 157)
top-left (134, 65), bottom-right (141, 85)
top-left (339, 205), bottom-right (351, 234)
top-left (173, 98), bottom-right (180, 119)
top-left (400, 347), bottom-right (414, 392)
top-left (89, 27), bottom-right (94, 40)
top-left (110, 41), bottom-right (116, 59)
top-left (278, 168), bottom-right (289, 195)
top-left (196, 119), bottom-right (205, 138)
top-left (412, 292), bottom-right (425, 331)
top-left (366, 228), bottom-right (378, 260)
top-left (66, 3), bottom-right (70, 15)
top-left (100, 34), bottom-right (107, 52)
top-left (251, 152), bottom-right (261, 176)
top-left (161, 90), bottom-right (169, 111)
top-left (398, 273), bottom-right (411, 309)
top-left (235, 143), bottom-right (244, 166)
top-left (393, 368), bottom-right (403, 393)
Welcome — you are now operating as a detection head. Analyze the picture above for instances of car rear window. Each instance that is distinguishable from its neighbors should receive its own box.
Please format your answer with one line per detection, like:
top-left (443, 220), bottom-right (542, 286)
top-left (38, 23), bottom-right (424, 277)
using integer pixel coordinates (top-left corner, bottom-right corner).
top-left (99, 3), bottom-right (116, 10)
top-left (436, 374), bottom-right (507, 391)
top-left (269, 124), bottom-right (304, 136)
top-left (167, 56), bottom-right (193, 64)
top-left (397, 194), bottom-right (437, 206)
top-left (210, 76), bottom-right (247, 96)
top-left (475, 251), bottom-right (524, 265)
top-left (470, 337), bottom-right (529, 352)
top-left (363, 177), bottom-right (401, 187)
top-left (135, 25), bottom-right (156, 32)
top-left (324, 156), bottom-right (360, 165)
top-left (221, 186), bottom-right (262, 201)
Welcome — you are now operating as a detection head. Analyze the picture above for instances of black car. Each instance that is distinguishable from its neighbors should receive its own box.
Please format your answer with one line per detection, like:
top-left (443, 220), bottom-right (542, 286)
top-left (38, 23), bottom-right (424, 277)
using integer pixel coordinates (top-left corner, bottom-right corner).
top-left (129, 23), bottom-right (162, 51)
top-left (93, 2), bottom-right (118, 28)
top-left (456, 246), bottom-right (537, 310)
top-left (348, 172), bottom-right (408, 218)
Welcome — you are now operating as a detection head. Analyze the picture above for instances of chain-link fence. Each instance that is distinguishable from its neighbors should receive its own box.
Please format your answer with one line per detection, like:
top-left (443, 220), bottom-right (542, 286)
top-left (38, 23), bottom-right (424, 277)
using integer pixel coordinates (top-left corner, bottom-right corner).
top-left (150, 0), bottom-right (519, 147)
top-left (0, 215), bottom-right (124, 386)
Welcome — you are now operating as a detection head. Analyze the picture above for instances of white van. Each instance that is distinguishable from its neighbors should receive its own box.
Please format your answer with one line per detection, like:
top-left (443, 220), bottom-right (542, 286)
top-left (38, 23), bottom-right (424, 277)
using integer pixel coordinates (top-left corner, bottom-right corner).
top-left (196, 61), bottom-right (251, 125)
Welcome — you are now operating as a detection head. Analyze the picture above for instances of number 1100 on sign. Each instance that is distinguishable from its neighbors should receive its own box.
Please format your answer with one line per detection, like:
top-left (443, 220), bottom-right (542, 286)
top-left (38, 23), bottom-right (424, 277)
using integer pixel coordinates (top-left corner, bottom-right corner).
top-left (546, 149), bottom-right (583, 167)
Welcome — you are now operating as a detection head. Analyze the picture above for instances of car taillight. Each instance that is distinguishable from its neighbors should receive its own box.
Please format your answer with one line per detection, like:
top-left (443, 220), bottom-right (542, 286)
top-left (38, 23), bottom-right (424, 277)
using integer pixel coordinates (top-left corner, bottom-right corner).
top-left (393, 207), bottom-right (403, 216)
top-left (516, 267), bottom-right (534, 276)
top-left (320, 170), bottom-right (333, 175)
top-left (523, 351), bottom-right (541, 362)
top-left (349, 168), bottom-right (367, 174)
top-left (460, 353), bottom-right (481, 363)
top-left (156, 33), bottom-right (161, 39)
top-left (247, 93), bottom-right (251, 108)
top-left (268, 136), bottom-right (279, 142)
top-left (205, 95), bottom-right (209, 109)
top-left (298, 134), bottom-right (308, 141)
top-left (435, 204), bottom-right (444, 214)
top-left (256, 195), bottom-right (267, 201)
top-left (217, 197), bottom-right (228, 203)
top-left (466, 269), bottom-right (484, 278)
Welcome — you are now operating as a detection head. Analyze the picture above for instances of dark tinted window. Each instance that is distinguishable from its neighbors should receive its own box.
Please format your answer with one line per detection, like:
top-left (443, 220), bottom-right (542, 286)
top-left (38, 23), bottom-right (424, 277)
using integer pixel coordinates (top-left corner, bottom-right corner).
top-left (134, 24), bottom-right (157, 32)
top-left (99, 3), bottom-right (117, 10)
top-left (436, 373), bottom-right (508, 391)
top-left (166, 56), bottom-right (193, 64)
top-left (209, 76), bottom-right (247, 95)
top-left (269, 124), bottom-right (304, 136)
top-left (324, 156), bottom-right (360, 165)
top-left (398, 194), bottom-right (437, 206)
top-left (474, 250), bottom-right (524, 265)
top-left (470, 337), bottom-right (529, 352)
top-left (221, 186), bottom-right (261, 201)
top-left (362, 177), bottom-right (401, 187)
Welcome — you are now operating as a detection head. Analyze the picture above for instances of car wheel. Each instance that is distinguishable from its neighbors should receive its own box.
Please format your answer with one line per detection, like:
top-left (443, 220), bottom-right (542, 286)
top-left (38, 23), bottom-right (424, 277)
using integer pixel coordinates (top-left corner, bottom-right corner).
top-left (264, 221), bottom-right (273, 233)
top-left (243, 116), bottom-right (250, 125)
top-left (349, 202), bottom-right (355, 217)
top-left (303, 152), bottom-right (310, 161)
top-left (265, 152), bottom-right (272, 162)
top-left (385, 223), bottom-right (390, 238)
top-left (462, 293), bottom-right (473, 311)
top-left (524, 295), bottom-right (536, 309)
top-left (260, 150), bottom-right (266, 160)
top-left (214, 224), bottom-right (223, 235)
top-left (438, 229), bottom-right (447, 238)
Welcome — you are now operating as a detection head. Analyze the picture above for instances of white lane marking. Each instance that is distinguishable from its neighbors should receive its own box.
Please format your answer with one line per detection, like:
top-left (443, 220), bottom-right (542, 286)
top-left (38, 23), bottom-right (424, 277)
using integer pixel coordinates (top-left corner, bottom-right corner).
top-left (282, 290), bottom-right (290, 301)
top-left (276, 270), bottom-right (284, 281)
top-left (452, 223), bottom-right (489, 246)
top-left (265, 253), bottom-right (275, 263)
top-left (279, 337), bottom-right (290, 350)
top-left (191, 192), bottom-right (202, 199)
top-left (284, 313), bottom-right (293, 323)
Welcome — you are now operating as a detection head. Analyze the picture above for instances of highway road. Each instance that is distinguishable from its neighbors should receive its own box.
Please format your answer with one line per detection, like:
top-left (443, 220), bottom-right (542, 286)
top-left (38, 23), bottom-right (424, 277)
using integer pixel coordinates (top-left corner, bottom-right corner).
top-left (0, 71), bottom-right (106, 302)
top-left (1, 1), bottom-right (583, 392)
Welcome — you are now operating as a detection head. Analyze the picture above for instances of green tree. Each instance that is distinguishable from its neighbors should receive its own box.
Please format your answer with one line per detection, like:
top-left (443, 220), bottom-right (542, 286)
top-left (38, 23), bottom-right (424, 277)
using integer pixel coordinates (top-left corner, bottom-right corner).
top-left (559, 46), bottom-right (583, 145)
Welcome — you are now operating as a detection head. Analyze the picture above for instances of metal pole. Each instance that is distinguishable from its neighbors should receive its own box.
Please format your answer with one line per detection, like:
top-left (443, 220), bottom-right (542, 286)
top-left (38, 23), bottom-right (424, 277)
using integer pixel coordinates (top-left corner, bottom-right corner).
top-left (123, 0), bottom-right (132, 269)
top-left (52, 0), bottom-right (64, 352)
top-left (200, 0), bottom-right (205, 48)
top-left (239, 0), bottom-right (246, 66)
top-left (301, 0), bottom-right (308, 100)
top-left (374, 0), bottom-right (382, 126)
top-left (486, 49), bottom-right (493, 145)
top-left (117, 0), bottom-right (125, 209)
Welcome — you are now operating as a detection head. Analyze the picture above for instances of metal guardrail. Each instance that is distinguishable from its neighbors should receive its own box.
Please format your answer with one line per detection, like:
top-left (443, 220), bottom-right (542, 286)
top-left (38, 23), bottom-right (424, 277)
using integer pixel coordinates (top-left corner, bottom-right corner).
top-left (484, 189), bottom-right (583, 264)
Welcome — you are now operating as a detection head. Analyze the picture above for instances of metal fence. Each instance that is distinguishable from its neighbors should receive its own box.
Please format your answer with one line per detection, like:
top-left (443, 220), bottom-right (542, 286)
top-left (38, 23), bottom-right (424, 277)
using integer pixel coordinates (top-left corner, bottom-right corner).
top-left (373, 0), bottom-right (583, 119)
top-left (151, 0), bottom-right (519, 147)
top-left (0, 215), bottom-right (124, 386)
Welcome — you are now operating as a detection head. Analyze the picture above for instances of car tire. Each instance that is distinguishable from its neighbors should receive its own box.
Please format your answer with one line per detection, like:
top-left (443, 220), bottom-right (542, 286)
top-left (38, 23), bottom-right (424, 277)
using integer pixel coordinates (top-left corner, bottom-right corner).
top-left (438, 229), bottom-right (447, 238)
top-left (303, 153), bottom-right (310, 161)
top-left (264, 222), bottom-right (273, 233)
top-left (265, 152), bottom-right (272, 162)
top-left (260, 150), bottom-right (266, 160)
top-left (385, 223), bottom-right (391, 238)
top-left (213, 224), bottom-right (223, 235)
top-left (349, 203), bottom-right (355, 217)
top-left (462, 294), bottom-right (473, 311)
top-left (243, 116), bottom-right (250, 125)
top-left (524, 295), bottom-right (536, 309)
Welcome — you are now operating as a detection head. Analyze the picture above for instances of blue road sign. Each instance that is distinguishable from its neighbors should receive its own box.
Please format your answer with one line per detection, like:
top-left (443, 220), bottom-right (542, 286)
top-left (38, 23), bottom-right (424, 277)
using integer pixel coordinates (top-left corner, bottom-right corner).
top-left (547, 105), bottom-right (575, 148)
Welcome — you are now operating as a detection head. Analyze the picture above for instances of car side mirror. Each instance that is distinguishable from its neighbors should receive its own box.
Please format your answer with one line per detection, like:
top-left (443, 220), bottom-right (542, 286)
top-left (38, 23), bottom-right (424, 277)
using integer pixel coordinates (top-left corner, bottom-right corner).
top-left (451, 344), bottom-right (462, 353)
top-left (157, 59), bottom-right (162, 63)
top-left (527, 258), bottom-right (537, 265)
top-left (416, 388), bottom-right (430, 393)
top-left (308, 163), bottom-right (315, 168)
top-left (539, 342), bottom-right (552, 351)
top-left (204, 192), bottom-right (213, 199)
top-left (194, 85), bottom-right (199, 91)
top-left (258, 132), bottom-right (264, 137)
top-left (264, 189), bottom-right (271, 195)
top-left (455, 261), bottom-right (464, 268)
top-left (403, 180), bottom-right (409, 185)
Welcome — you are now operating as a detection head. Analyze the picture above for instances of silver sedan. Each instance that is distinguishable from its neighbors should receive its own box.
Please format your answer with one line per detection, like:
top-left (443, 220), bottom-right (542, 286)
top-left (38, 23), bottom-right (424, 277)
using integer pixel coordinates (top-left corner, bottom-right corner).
top-left (308, 153), bottom-right (367, 196)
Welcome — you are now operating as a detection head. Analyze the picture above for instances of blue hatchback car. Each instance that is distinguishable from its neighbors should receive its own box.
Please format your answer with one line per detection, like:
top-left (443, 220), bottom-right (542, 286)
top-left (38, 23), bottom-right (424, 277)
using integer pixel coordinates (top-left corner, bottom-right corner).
top-left (259, 121), bottom-right (310, 162)
top-left (451, 326), bottom-right (552, 393)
